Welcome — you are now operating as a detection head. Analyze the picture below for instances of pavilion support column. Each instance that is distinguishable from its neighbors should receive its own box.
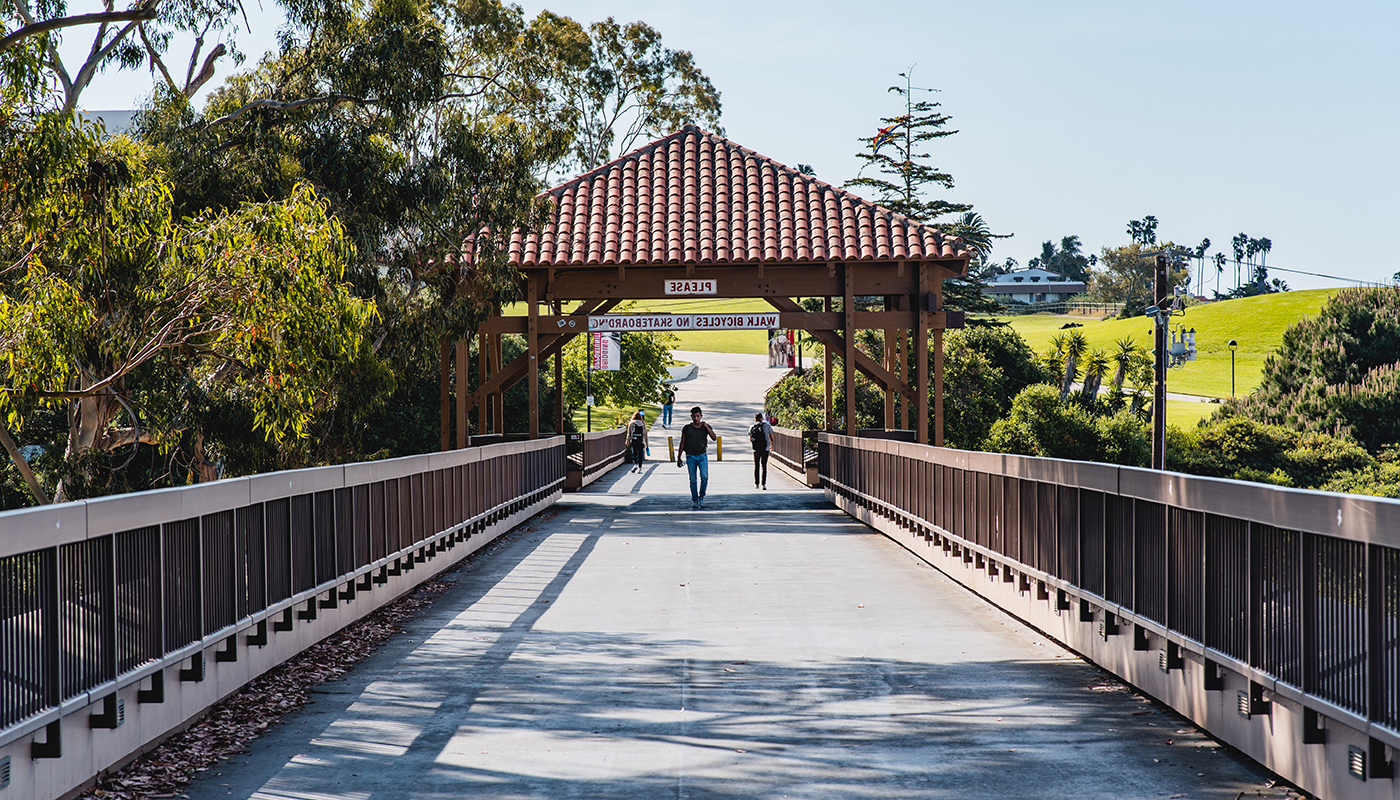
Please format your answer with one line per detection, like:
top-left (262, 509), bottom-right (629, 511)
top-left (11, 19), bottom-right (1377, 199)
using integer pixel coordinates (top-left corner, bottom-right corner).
top-left (897, 326), bottom-right (907, 431)
top-left (477, 331), bottom-right (488, 435)
top-left (823, 296), bottom-right (833, 431)
top-left (553, 302), bottom-right (564, 434)
top-left (491, 331), bottom-right (503, 434)
top-left (916, 263), bottom-right (931, 446)
top-left (456, 338), bottom-right (469, 449)
top-left (883, 296), bottom-right (894, 430)
top-left (933, 271), bottom-right (945, 447)
top-left (527, 275), bottom-right (540, 439)
top-left (439, 336), bottom-right (451, 452)
top-left (844, 265), bottom-right (856, 437)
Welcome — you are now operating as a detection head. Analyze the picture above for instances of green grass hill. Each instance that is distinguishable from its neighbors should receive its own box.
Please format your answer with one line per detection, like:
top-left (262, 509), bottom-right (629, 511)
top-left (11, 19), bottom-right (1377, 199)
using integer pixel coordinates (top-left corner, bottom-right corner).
top-left (989, 288), bottom-right (1339, 399)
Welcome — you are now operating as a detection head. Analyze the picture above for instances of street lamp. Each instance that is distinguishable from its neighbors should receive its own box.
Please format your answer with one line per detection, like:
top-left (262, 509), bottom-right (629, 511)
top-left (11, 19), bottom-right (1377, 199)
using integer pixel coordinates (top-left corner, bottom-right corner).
top-left (1228, 339), bottom-right (1237, 397)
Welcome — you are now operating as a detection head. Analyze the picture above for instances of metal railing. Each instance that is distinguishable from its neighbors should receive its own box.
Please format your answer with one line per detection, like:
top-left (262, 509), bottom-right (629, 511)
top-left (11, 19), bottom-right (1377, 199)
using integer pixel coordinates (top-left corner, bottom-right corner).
top-left (819, 434), bottom-right (1400, 796)
top-left (0, 437), bottom-right (564, 793)
top-left (565, 427), bottom-right (628, 489)
top-left (1001, 300), bottom-right (1124, 316)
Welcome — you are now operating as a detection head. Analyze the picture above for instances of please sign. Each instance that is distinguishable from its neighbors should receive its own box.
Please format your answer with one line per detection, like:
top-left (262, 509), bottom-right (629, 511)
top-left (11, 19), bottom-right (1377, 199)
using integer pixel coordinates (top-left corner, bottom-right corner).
top-left (663, 279), bottom-right (717, 295)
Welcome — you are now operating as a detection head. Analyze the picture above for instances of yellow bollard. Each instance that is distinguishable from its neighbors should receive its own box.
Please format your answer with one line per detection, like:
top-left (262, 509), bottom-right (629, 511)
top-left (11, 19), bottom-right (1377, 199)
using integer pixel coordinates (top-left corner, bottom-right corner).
top-left (716, 435), bottom-right (723, 461)
top-left (667, 436), bottom-right (675, 462)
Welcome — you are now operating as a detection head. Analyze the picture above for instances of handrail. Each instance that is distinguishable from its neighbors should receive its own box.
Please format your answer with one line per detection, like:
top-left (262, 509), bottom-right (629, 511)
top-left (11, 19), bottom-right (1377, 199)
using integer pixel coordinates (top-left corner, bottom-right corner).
top-left (0, 437), bottom-right (566, 799)
top-left (819, 433), bottom-right (1400, 795)
top-left (565, 426), bottom-right (629, 489)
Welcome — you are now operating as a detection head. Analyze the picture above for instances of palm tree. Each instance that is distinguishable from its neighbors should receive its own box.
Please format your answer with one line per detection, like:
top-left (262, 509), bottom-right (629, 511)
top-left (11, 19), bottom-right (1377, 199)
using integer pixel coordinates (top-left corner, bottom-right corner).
top-left (1059, 329), bottom-right (1088, 400)
top-left (1212, 252), bottom-right (1227, 297)
top-left (1079, 348), bottom-right (1111, 405)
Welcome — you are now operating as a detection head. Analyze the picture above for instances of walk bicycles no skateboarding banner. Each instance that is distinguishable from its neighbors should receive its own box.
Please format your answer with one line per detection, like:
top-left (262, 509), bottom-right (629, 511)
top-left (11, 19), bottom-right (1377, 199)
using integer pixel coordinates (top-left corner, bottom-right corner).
top-left (588, 313), bottom-right (779, 332)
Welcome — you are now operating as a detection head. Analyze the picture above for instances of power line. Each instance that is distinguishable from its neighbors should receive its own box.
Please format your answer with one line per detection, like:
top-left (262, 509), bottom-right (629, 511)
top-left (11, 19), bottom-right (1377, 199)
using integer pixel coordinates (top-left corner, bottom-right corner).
top-left (1195, 257), bottom-right (1384, 287)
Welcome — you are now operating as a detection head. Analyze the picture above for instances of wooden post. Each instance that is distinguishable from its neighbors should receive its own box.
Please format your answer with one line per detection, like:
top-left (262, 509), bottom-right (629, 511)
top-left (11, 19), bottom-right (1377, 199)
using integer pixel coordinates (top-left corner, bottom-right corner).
top-left (527, 274), bottom-right (540, 439)
top-left (477, 331), bottom-right (488, 435)
top-left (844, 264), bottom-right (856, 437)
top-left (455, 338), bottom-right (468, 449)
top-left (491, 329), bottom-right (503, 434)
top-left (897, 326), bottom-right (907, 431)
top-left (883, 297), bottom-right (894, 430)
top-left (439, 336), bottom-right (451, 452)
top-left (823, 296), bottom-right (833, 431)
top-left (933, 266), bottom-right (946, 447)
top-left (916, 262), bottom-right (930, 445)
top-left (554, 306), bottom-right (564, 435)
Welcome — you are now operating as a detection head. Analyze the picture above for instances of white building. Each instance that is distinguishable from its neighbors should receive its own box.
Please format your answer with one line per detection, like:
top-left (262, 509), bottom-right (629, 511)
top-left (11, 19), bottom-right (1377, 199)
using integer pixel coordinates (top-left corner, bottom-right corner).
top-left (984, 267), bottom-right (1087, 305)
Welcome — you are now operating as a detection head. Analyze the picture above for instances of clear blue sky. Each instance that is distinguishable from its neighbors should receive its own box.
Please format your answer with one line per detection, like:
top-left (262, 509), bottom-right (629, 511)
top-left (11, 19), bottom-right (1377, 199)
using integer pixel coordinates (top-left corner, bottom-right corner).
top-left (75, 0), bottom-right (1400, 291)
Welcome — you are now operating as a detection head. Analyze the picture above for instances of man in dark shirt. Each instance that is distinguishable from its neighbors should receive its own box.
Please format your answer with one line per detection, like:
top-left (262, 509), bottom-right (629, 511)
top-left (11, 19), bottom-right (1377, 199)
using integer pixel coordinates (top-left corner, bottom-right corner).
top-left (677, 406), bottom-right (717, 508)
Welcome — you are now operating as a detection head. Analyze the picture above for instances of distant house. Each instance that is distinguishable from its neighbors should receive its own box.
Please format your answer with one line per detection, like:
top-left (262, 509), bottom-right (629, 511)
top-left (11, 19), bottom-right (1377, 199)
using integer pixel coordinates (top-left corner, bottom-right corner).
top-left (984, 267), bottom-right (1087, 305)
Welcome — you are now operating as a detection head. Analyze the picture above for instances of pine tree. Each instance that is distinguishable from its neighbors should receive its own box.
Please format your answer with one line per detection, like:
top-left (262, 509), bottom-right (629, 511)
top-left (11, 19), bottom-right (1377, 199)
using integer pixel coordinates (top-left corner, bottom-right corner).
top-left (845, 68), bottom-right (971, 222)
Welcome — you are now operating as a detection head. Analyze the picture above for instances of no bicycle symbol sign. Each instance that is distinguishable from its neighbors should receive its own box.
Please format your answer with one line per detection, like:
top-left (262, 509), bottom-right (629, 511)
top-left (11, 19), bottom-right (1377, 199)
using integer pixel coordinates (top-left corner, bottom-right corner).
top-left (587, 313), bottom-right (780, 332)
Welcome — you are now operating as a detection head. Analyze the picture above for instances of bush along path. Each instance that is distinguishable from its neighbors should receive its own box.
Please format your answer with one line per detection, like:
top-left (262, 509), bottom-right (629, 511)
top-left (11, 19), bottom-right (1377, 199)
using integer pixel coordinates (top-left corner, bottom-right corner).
top-left (78, 510), bottom-right (557, 800)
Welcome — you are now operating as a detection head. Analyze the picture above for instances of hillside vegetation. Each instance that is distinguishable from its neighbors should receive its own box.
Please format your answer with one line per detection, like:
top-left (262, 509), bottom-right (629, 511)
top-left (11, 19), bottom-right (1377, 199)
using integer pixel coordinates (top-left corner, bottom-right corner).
top-left (990, 288), bottom-right (1339, 397)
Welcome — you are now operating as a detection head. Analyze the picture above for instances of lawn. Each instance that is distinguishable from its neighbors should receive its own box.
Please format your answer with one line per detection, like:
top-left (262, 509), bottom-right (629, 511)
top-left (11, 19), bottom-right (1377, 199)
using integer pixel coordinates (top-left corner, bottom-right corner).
top-left (986, 288), bottom-right (1338, 398)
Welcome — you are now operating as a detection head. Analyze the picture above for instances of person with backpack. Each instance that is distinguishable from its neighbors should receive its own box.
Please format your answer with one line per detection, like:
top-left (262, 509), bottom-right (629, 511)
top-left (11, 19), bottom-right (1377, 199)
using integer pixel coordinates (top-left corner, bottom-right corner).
top-left (661, 386), bottom-right (675, 428)
top-left (749, 412), bottom-right (774, 489)
top-left (676, 406), bottom-right (717, 508)
top-left (627, 411), bottom-right (649, 473)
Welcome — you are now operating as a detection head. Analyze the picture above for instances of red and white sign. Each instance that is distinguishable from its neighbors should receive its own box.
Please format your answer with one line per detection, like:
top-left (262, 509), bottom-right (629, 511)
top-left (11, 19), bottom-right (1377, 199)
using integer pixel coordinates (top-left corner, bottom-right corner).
top-left (590, 331), bottom-right (620, 371)
top-left (589, 313), bottom-right (779, 332)
top-left (663, 279), bottom-right (717, 295)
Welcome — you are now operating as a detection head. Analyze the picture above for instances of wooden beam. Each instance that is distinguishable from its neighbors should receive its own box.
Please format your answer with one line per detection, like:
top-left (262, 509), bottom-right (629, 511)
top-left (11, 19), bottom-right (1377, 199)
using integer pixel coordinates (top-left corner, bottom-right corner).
top-left (456, 338), bottom-right (469, 449)
top-left (824, 296), bottom-right (832, 431)
top-left (765, 297), bottom-right (917, 400)
top-left (537, 262), bottom-right (951, 300)
top-left (916, 262), bottom-right (930, 445)
top-left (479, 309), bottom-right (963, 334)
top-left (527, 275), bottom-right (540, 439)
top-left (844, 265), bottom-right (856, 436)
top-left (463, 299), bottom-right (619, 410)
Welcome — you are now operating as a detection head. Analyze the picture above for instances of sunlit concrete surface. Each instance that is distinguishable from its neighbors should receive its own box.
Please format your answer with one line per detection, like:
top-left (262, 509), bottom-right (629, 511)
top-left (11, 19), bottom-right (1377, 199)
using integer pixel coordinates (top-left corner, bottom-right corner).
top-left (188, 353), bottom-right (1291, 800)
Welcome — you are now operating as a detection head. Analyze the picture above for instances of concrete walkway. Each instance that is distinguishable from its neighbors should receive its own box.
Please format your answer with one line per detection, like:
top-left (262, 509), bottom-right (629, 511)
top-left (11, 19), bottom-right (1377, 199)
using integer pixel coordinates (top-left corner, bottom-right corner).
top-left (189, 353), bottom-right (1290, 800)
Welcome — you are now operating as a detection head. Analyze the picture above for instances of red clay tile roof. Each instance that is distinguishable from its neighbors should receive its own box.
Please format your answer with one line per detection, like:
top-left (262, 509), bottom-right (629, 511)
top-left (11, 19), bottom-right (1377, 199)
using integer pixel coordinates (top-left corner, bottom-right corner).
top-left (508, 126), bottom-right (968, 267)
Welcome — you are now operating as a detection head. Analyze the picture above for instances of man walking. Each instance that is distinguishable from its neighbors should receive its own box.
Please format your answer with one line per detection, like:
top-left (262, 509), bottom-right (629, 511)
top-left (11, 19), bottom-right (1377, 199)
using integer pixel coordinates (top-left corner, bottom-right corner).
top-left (677, 406), bottom-right (717, 508)
top-left (749, 412), bottom-right (774, 489)
top-left (661, 386), bottom-right (675, 428)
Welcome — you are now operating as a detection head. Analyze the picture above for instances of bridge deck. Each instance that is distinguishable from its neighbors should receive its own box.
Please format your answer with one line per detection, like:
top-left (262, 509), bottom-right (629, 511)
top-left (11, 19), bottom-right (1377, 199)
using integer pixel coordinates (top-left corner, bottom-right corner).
top-left (187, 355), bottom-right (1289, 799)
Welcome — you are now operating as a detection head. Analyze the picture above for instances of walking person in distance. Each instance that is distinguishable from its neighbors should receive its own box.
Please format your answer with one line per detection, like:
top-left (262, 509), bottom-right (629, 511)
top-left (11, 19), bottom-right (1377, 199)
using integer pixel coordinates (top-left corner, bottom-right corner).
top-left (627, 411), bottom-right (648, 473)
top-left (661, 386), bottom-right (675, 428)
top-left (749, 412), bottom-right (774, 489)
top-left (676, 406), bottom-right (717, 508)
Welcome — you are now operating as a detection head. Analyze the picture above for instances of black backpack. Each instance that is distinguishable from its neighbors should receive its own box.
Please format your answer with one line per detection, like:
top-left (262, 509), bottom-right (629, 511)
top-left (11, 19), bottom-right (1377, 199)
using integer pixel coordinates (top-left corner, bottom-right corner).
top-left (749, 422), bottom-right (765, 450)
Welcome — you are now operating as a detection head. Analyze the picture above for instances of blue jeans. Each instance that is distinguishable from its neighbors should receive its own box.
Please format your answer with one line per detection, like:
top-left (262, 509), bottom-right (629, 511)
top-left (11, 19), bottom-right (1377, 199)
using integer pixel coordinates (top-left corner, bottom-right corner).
top-left (662, 404), bottom-right (673, 426)
top-left (685, 453), bottom-right (709, 503)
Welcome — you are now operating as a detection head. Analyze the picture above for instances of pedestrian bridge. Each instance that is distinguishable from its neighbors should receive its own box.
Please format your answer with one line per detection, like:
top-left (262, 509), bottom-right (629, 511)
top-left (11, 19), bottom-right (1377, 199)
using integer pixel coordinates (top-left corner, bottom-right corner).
top-left (2, 356), bottom-right (1397, 800)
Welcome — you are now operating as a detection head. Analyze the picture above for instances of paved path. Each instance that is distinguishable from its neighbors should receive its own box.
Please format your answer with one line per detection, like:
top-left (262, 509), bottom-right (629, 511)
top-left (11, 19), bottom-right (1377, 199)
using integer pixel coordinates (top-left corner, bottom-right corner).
top-left (189, 353), bottom-right (1290, 800)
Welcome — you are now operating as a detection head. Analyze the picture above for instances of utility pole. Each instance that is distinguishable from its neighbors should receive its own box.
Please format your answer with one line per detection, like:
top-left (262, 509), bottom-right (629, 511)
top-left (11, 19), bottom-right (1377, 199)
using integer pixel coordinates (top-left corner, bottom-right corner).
top-left (1152, 254), bottom-right (1168, 471)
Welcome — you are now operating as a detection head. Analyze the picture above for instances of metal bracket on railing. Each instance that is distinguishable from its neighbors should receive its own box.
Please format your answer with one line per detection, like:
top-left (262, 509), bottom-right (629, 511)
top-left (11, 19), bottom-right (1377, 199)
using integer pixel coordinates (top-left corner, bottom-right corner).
top-left (247, 619), bottom-right (269, 647)
top-left (1100, 612), bottom-right (1119, 639)
top-left (298, 599), bottom-right (318, 621)
top-left (179, 652), bottom-right (206, 683)
top-left (1369, 737), bottom-right (1394, 779)
top-left (339, 581), bottom-right (357, 602)
top-left (273, 607), bottom-right (294, 632)
top-left (137, 670), bottom-right (165, 704)
top-left (1302, 707), bottom-right (1327, 745)
top-left (318, 589), bottom-right (337, 610)
top-left (89, 694), bottom-right (125, 729)
top-left (1203, 658), bottom-right (1224, 691)
top-left (1133, 624), bottom-right (1151, 651)
top-left (215, 634), bottom-right (238, 663)
top-left (1079, 599), bottom-right (1094, 623)
top-left (30, 720), bottom-right (61, 759)
top-left (1159, 642), bottom-right (1183, 673)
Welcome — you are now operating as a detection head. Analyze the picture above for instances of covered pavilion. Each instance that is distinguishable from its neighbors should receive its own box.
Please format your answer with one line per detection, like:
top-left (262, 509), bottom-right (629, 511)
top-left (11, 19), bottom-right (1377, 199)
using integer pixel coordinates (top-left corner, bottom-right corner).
top-left (441, 125), bottom-right (970, 448)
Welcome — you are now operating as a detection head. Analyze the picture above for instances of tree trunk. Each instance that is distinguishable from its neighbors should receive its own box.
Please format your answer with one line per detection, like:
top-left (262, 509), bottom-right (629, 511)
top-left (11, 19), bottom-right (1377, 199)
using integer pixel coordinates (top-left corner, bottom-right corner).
top-left (53, 371), bottom-right (122, 502)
